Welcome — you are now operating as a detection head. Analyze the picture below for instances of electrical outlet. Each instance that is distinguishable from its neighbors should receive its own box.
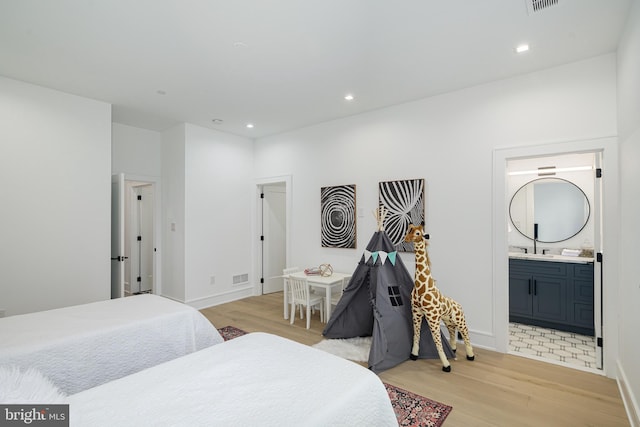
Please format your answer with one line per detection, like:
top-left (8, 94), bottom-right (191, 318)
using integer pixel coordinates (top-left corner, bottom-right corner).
top-left (210, 276), bottom-right (215, 285)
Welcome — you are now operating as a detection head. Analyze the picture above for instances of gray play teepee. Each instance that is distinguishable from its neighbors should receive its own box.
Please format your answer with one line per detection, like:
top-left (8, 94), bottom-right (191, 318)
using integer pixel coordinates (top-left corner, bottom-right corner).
top-left (322, 212), bottom-right (454, 373)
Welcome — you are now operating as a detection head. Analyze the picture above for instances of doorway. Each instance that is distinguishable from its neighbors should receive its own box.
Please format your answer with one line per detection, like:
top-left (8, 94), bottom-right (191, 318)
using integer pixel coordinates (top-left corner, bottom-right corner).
top-left (111, 174), bottom-right (161, 298)
top-left (504, 150), bottom-right (603, 372)
top-left (494, 137), bottom-right (618, 377)
top-left (261, 184), bottom-right (286, 294)
top-left (255, 175), bottom-right (291, 296)
top-left (125, 182), bottom-right (154, 295)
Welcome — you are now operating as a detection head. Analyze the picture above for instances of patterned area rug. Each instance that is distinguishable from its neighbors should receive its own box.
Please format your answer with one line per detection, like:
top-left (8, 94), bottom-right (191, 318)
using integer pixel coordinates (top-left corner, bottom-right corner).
top-left (384, 383), bottom-right (452, 427)
top-left (217, 325), bottom-right (248, 341)
top-left (217, 326), bottom-right (452, 427)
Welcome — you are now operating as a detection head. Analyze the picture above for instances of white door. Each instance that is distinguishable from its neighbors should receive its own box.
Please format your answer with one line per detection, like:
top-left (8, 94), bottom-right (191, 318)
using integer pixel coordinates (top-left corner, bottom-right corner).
top-left (593, 152), bottom-right (604, 369)
top-left (262, 184), bottom-right (286, 294)
top-left (129, 184), bottom-right (154, 294)
top-left (111, 173), bottom-right (125, 298)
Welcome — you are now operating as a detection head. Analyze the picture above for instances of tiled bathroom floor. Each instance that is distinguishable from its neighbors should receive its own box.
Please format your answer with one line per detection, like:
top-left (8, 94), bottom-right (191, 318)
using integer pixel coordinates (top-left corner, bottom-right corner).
top-left (509, 322), bottom-right (596, 370)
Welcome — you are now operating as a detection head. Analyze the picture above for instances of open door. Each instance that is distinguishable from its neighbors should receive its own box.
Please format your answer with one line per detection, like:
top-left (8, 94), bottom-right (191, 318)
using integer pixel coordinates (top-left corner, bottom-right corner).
top-left (111, 173), bottom-right (126, 298)
top-left (593, 152), bottom-right (604, 369)
top-left (261, 184), bottom-right (286, 294)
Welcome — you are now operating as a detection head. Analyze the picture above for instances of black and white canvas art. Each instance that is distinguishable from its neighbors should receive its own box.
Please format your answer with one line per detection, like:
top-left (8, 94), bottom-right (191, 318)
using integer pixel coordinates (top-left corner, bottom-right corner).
top-left (321, 184), bottom-right (356, 248)
top-left (378, 178), bottom-right (425, 251)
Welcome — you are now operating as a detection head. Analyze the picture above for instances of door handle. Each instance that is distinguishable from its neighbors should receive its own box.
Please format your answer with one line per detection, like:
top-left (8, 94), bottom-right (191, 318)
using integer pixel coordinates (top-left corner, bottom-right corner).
top-left (528, 279), bottom-right (531, 295)
top-left (533, 279), bottom-right (537, 296)
top-left (110, 256), bottom-right (129, 262)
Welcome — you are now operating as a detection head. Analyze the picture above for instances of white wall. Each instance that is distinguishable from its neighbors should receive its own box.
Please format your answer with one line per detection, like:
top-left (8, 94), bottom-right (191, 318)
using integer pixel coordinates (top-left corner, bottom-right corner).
top-left (0, 76), bottom-right (111, 315)
top-left (159, 124), bottom-right (254, 307)
top-left (161, 124), bottom-right (187, 301)
top-left (254, 54), bottom-right (617, 353)
top-left (616, 0), bottom-right (640, 422)
top-left (112, 123), bottom-right (161, 176)
top-left (183, 124), bottom-right (254, 307)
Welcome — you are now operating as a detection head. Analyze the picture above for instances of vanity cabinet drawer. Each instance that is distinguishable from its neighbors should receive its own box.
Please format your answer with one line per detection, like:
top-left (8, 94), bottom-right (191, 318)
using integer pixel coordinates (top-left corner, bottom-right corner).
top-left (510, 259), bottom-right (567, 276)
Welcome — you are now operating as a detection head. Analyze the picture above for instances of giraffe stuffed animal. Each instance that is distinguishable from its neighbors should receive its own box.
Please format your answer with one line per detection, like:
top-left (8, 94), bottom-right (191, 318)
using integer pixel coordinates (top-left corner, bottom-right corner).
top-left (404, 224), bottom-right (474, 372)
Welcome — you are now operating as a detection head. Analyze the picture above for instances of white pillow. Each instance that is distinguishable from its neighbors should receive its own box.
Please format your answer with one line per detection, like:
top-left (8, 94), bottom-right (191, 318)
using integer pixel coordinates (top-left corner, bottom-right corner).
top-left (0, 366), bottom-right (66, 403)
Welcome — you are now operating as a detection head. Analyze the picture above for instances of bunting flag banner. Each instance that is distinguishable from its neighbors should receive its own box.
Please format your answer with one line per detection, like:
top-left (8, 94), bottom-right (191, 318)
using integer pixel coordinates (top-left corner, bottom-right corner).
top-left (365, 250), bottom-right (398, 265)
top-left (378, 251), bottom-right (388, 265)
top-left (387, 251), bottom-right (397, 266)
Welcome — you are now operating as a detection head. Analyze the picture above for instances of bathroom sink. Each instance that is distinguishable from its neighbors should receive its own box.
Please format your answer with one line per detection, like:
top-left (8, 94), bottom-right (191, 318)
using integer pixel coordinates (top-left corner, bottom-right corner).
top-left (508, 252), bottom-right (594, 263)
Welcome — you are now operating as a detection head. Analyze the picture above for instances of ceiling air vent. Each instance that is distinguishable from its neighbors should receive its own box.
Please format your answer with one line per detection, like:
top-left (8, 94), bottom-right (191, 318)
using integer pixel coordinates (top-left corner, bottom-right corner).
top-left (526, 0), bottom-right (559, 15)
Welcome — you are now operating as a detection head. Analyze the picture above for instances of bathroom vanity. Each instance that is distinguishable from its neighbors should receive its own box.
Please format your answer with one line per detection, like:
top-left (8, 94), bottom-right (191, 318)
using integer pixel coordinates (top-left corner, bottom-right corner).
top-left (508, 254), bottom-right (594, 336)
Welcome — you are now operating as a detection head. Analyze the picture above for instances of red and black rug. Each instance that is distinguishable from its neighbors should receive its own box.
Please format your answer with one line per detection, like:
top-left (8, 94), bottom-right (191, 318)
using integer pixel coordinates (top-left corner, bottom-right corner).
top-left (217, 326), bottom-right (452, 427)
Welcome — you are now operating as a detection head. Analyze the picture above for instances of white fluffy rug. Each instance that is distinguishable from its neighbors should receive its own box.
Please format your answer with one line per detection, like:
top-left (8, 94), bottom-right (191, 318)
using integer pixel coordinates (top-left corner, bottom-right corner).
top-left (311, 337), bottom-right (372, 362)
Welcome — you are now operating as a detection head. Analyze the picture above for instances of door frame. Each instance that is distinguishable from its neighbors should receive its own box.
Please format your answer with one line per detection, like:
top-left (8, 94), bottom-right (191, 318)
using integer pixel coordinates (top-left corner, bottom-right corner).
top-left (493, 137), bottom-right (619, 377)
top-left (126, 182), bottom-right (155, 295)
top-left (253, 175), bottom-right (292, 295)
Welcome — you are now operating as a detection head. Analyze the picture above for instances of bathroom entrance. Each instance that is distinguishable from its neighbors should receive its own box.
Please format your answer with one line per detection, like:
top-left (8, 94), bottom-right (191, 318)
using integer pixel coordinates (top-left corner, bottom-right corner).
top-left (506, 151), bottom-right (603, 371)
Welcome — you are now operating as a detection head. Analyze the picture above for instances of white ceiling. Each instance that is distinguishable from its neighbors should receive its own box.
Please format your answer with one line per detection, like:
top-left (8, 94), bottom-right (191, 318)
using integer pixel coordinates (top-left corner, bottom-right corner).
top-left (0, 0), bottom-right (631, 138)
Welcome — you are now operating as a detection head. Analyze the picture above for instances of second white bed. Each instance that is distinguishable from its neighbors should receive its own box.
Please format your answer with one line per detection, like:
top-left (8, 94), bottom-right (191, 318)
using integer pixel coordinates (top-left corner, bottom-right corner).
top-left (69, 332), bottom-right (398, 427)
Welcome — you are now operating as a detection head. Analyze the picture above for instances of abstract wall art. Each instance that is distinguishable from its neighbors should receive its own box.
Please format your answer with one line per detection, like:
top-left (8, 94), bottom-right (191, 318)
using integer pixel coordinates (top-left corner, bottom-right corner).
top-left (321, 184), bottom-right (356, 248)
top-left (378, 178), bottom-right (425, 251)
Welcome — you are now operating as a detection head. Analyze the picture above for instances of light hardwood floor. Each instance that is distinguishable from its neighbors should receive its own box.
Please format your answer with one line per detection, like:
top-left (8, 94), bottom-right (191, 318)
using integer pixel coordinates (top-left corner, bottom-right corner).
top-left (200, 292), bottom-right (630, 427)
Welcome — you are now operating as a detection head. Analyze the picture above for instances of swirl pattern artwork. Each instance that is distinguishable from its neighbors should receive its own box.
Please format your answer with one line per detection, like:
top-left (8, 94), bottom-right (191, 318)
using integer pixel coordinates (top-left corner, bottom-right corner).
top-left (378, 178), bottom-right (425, 251)
top-left (321, 184), bottom-right (356, 248)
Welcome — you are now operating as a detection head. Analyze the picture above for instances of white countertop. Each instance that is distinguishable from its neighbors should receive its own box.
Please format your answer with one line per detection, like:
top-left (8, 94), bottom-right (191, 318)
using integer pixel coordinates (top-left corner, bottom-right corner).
top-left (508, 252), bottom-right (594, 264)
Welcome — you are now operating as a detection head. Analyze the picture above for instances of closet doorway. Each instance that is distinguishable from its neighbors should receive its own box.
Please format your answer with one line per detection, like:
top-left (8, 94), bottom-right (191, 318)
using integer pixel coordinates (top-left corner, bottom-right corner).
top-left (255, 175), bottom-right (291, 295)
top-left (111, 174), bottom-right (161, 298)
top-left (124, 182), bottom-right (154, 295)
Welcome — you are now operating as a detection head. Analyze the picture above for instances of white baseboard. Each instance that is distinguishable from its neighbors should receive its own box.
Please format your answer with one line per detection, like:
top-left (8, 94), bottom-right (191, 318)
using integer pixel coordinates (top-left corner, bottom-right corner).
top-left (617, 361), bottom-right (639, 427)
top-left (184, 286), bottom-right (255, 310)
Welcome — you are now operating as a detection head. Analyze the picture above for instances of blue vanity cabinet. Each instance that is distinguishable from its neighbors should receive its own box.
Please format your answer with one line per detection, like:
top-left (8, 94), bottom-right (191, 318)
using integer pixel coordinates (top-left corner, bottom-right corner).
top-left (508, 268), bottom-right (534, 318)
top-left (509, 258), bottom-right (594, 336)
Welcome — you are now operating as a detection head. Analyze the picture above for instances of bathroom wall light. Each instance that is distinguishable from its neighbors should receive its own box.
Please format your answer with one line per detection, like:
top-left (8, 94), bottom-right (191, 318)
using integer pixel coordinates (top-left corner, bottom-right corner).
top-left (507, 165), bottom-right (594, 176)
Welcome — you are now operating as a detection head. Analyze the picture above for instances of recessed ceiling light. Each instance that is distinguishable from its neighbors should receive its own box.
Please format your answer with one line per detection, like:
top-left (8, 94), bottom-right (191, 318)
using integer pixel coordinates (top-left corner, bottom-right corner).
top-left (344, 94), bottom-right (354, 101)
top-left (156, 90), bottom-right (167, 95)
top-left (233, 41), bottom-right (248, 48)
top-left (246, 123), bottom-right (254, 129)
top-left (211, 118), bottom-right (224, 124)
top-left (515, 44), bottom-right (530, 54)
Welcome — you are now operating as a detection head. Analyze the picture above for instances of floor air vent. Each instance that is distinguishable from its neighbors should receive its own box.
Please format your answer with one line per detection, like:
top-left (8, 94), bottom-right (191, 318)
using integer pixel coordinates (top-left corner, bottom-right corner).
top-left (526, 0), bottom-right (559, 14)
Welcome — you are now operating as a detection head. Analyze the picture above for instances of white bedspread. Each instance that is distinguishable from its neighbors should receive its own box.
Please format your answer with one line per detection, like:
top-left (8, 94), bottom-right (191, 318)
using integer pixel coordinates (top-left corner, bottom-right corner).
top-left (0, 294), bottom-right (223, 394)
top-left (69, 333), bottom-right (398, 427)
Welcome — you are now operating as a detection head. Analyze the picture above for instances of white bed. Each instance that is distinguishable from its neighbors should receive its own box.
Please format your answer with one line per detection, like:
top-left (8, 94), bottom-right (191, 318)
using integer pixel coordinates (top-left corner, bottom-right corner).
top-left (68, 332), bottom-right (398, 427)
top-left (0, 294), bottom-right (223, 394)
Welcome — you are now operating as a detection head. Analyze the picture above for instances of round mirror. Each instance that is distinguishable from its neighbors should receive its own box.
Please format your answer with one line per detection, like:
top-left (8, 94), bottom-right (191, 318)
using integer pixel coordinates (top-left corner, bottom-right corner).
top-left (509, 178), bottom-right (590, 243)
